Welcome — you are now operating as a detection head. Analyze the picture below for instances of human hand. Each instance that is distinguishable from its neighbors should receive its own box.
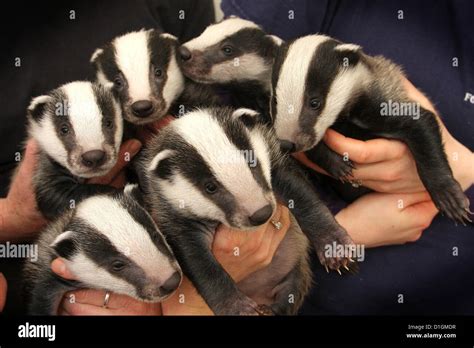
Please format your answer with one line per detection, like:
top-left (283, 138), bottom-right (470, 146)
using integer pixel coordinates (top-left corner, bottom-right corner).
top-left (295, 78), bottom-right (474, 194)
top-left (335, 191), bottom-right (438, 248)
top-left (134, 116), bottom-right (175, 144)
top-left (0, 273), bottom-right (7, 312)
top-left (212, 204), bottom-right (290, 283)
top-left (161, 204), bottom-right (291, 315)
top-left (0, 140), bottom-right (47, 240)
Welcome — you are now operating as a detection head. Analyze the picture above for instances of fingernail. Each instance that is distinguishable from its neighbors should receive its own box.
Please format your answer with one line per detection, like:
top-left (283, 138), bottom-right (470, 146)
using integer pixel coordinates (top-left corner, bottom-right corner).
top-left (0, 272), bottom-right (5, 280)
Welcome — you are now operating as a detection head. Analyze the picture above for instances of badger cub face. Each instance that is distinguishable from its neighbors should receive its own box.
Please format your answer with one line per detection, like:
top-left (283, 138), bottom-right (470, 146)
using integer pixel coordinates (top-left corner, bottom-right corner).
top-left (272, 35), bottom-right (368, 152)
top-left (179, 17), bottom-right (281, 85)
top-left (91, 30), bottom-right (185, 125)
top-left (27, 81), bottom-right (123, 178)
top-left (50, 187), bottom-right (182, 302)
top-left (146, 108), bottom-right (276, 230)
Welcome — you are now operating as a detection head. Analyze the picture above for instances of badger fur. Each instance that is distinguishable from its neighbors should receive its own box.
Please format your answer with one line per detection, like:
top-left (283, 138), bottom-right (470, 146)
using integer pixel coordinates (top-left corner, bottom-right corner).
top-left (271, 35), bottom-right (471, 223)
top-left (138, 107), bottom-right (354, 315)
top-left (91, 29), bottom-right (221, 127)
top-left (27, 81), bottom-right (123, 220)
top-left (23, 185), bottom-right (182, 315)
top-left (178, 17), bottom-right (282, 119)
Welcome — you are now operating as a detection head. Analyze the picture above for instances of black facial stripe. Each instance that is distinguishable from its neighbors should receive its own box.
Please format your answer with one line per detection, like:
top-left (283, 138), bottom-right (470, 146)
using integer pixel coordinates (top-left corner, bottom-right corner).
top-left (217, 113), bottom-right (271, 192)
top-left (271, 42), bottom-right (290, 123)
top-left (93, 84), bottom-right (117, 146)
top-left (158, 134), bottom-right (238, 223)
top-left (148, 31), bottom-right (173, 104)
top-left (119, 195), bottom-right (175, 261)
top-left (299, 39), bottom-right (340, 132)
top-left (50, 89), bottom-right (77, 155)
top-left (201, 28), bottom-right (274, 66)
top-left (96, 44), bottom-right (130, 102)
top-left (71, 218), bottom-right (148, 294)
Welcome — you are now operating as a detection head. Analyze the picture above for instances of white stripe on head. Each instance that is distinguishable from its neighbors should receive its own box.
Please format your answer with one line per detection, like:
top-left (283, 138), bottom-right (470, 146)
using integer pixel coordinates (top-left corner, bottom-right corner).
top-left (113, 30), bottom-right (151, 101)
top-left (76, 195), bottom-right (176, 282)
top-left (162, 45), bottom-right (185, 110)
top-left (314, 63), bottom-right (370, 142)
top-left (209, 52), bottom-right (270, 83)
top-left (184, 17), bottom-right (260, 51)
top-left (171, 111), bottom-right (270, 215)
top-left (63, 82), bottom-right (105, 151)
top-left (67, 253), bottom-right (138, 297)
top-left (160, 172), bottom-right (227, 222)
top-left (274, 35), bottom-right (330, 142)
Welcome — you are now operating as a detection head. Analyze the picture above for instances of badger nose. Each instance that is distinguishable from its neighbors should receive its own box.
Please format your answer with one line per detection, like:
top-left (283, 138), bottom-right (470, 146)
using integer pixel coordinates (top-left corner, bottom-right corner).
top-left (249, 204), bottom-right (273, 226)
top-left (131, 100), bottom-right (154, 117)
top-left (179, 46), bottom-right (192, 61)
top-left (159, 272), bottom-right (182, 296)
top-left (81, 150), bottom-right (106, 168)
top-left (279, 140), bottom-right (296, 153)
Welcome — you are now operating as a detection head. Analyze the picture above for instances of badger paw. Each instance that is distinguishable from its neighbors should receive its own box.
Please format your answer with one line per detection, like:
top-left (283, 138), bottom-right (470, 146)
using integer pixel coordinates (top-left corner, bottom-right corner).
top-left (430, 182), bottom-right (472, 225)
top-left (218, 296), bottom-right (264, 316)
top-left (314, 229), bottom-right (358, 274)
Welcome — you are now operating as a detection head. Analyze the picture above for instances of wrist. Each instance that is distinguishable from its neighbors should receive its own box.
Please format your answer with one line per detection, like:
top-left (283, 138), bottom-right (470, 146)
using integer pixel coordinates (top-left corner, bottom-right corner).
top-left (161, 277), bottom-right (213, 315)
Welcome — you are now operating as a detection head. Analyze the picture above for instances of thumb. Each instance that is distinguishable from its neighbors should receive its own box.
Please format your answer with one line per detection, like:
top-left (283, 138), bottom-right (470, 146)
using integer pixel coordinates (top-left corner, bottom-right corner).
top-left (51, 258), bottom-right (76, 280)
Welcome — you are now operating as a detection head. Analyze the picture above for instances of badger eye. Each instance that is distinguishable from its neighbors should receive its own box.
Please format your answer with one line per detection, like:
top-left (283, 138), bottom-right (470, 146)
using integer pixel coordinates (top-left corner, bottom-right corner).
top-left (112, 260), bottom-right (126, 272)
top-left (222, 45), bottom-right (233, 56)
top-left (154, 67), bottom-right (163, 78)
top-left (310, 98), bottom-right (321, 110)
top-left (60, 124), bottom-right (69, 135)
top-left (205, 181), bottom-right (218, 194)
top-left (105, 119), bottom-right (114, 129)
top-left (113, 75), bottom-right (124, 90)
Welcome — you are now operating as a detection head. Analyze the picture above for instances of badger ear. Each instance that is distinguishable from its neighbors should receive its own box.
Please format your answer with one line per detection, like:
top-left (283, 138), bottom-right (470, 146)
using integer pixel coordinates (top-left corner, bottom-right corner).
top-left (232, 108), bottom-right (262, 128)
top-left (148, 149), bottom-right (174, 176)
top-left (266, 35), bottom-right (283, 47)
top-left (27, 95), bottom-right (52, 122)
top-left (50, 231), bottom-right (77, 259)
top-left (90, 48), bottom-right (104, 64)
top-left (123, 183), bottom-right (145, 206)
top-left (335, 43), bottom-right (362, 67)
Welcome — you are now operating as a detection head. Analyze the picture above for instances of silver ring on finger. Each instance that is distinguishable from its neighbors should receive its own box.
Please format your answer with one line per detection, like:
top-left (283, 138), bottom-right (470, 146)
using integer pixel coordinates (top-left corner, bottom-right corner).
top-left (103, 291), bottom-right (111, 309)
top-left (271, 220), bottom-right (282, 230)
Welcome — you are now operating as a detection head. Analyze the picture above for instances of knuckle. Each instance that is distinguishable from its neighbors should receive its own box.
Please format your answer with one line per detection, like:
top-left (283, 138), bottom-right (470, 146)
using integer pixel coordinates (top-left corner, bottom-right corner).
top-left (409, 231), bottom-right (423, 242)
top-left (358, 147), bottom-right (371, 162)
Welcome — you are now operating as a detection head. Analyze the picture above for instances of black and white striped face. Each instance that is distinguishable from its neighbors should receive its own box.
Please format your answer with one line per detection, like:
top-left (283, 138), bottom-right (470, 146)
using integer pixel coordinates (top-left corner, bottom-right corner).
top-left (146, 108), bottom-right (276, 229)
top-left (91, 30), bottom-right (185, 125)
top-left (272, 35), bottom-right (370, 152)
top-left (50, 187), bottom-right (182, 302)
top-left (27, 81), bottom-right (123, 178)
top-left (179, 17), bottom-right (281, 85)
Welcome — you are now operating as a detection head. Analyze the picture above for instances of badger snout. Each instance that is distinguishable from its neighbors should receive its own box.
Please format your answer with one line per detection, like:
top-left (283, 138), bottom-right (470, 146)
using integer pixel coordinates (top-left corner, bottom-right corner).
top-left (81, 149), bottom-right (106, 168)
top-left (178, 46), bottom-right (192, 61)
top-left (131, 100), bottom-right (154, 118)
top-left (249, 204), bottom-right (273, 226)
top-left (143, 271), bottom-right (182, 301)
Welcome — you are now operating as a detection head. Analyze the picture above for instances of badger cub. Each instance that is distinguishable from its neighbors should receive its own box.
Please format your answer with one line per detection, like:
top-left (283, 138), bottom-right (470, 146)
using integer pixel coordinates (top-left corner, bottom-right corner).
top-left (178, 16), bottom-right (281, 119)
top-left (139, 107), bottom-right (353, 315)
top-left (27, 81), bottom-right (123, 220)
top-left (91, 29), bottom-right (221, 127)
top-left (23, 185), bottom-right (182, 315)
top-left (272, 35), bottom-right (471, 223)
